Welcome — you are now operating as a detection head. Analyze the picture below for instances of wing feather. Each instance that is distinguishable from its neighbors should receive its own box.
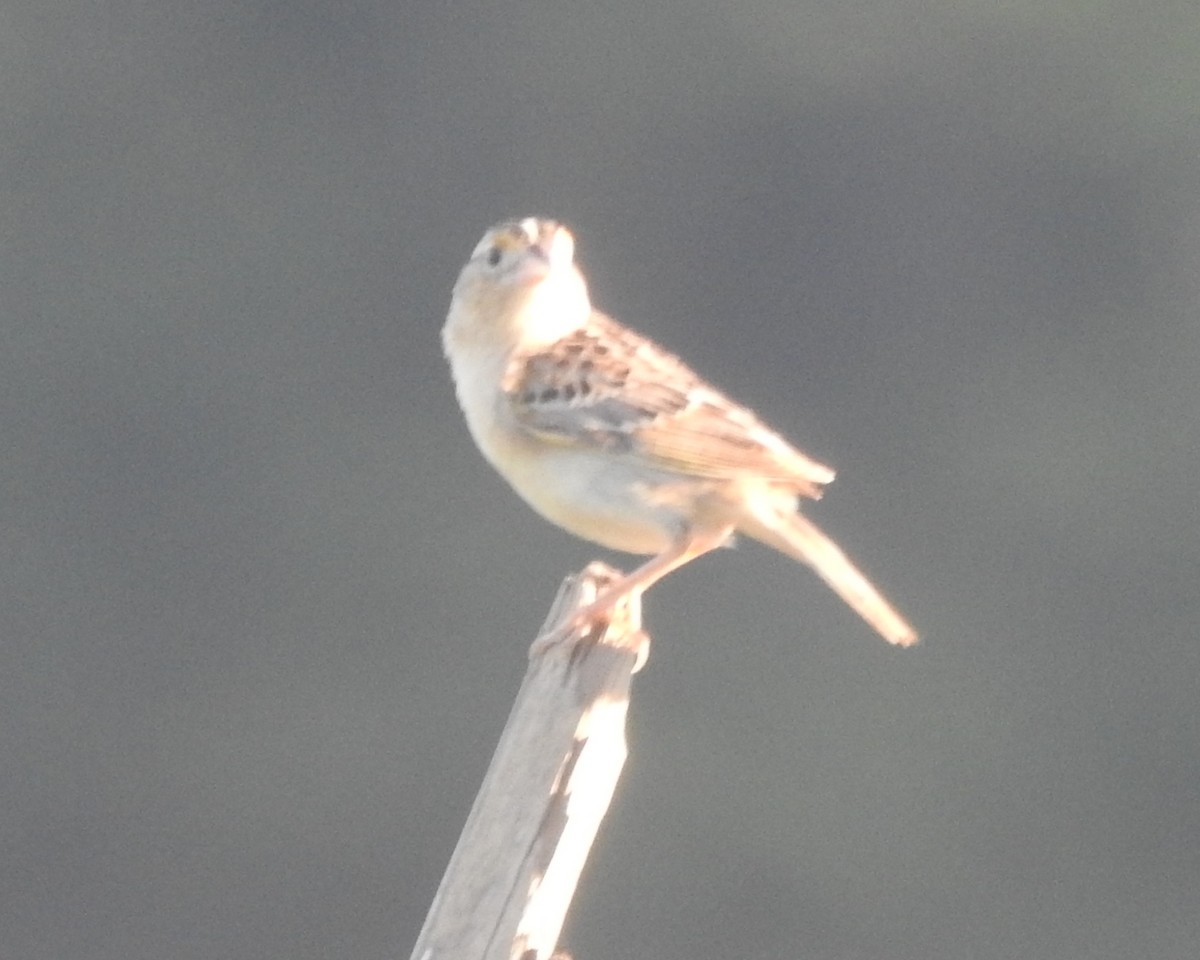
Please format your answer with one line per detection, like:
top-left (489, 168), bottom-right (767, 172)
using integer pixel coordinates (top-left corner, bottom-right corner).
top-left (503, 312), bottom-right (835, 495)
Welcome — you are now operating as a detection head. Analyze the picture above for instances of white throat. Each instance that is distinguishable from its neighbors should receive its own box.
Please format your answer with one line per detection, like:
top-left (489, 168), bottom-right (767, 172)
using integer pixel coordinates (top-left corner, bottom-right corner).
top-left (516, 275), bottom-right (590, 349)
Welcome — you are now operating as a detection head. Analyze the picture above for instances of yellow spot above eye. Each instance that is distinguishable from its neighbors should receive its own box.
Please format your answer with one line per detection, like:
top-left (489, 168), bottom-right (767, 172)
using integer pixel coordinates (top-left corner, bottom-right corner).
top-left (489, 232), bottom-right (524, 252)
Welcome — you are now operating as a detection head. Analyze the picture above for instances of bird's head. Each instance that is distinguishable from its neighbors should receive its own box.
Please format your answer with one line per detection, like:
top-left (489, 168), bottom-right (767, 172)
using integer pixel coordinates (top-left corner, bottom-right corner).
top-left (446, 218), bottom-right (591, 353)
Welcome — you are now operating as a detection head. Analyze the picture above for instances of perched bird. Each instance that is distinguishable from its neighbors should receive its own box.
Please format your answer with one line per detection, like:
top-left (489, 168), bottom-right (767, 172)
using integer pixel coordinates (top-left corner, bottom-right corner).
top-left (442, 217), bottom-right (917, 647)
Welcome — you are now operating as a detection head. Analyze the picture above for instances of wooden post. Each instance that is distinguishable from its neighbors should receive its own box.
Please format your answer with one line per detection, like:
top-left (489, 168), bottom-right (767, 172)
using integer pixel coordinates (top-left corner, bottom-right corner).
top-left (410, 562), bottom-right (649, 960)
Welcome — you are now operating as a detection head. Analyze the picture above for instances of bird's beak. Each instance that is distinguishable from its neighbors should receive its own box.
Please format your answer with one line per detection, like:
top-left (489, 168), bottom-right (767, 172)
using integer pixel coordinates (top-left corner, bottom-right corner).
top-left (522, 219), bottom-right (575, 269)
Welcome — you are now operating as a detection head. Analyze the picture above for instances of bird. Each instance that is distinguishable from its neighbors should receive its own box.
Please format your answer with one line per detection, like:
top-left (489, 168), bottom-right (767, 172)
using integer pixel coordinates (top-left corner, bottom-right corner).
top-left (442, 217), bottom-right (917, 648)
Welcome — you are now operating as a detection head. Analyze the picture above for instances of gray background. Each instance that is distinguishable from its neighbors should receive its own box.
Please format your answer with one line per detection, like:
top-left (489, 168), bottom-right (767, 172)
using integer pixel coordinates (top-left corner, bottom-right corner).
top-left (5, 2), bottom-right (1199, 958)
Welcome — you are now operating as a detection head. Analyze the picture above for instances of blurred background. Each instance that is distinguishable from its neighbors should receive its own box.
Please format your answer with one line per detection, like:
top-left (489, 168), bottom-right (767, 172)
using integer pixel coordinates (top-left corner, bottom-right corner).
top-left (4, 2), bottom-right (1199, 958)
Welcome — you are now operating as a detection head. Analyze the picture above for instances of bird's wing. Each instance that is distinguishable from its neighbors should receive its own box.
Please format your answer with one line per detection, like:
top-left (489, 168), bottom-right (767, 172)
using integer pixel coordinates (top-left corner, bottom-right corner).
top-left (503, 312), bottom-right (835, 494)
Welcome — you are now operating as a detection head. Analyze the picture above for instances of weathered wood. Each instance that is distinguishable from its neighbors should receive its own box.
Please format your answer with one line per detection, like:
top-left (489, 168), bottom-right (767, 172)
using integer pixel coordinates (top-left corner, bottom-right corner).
top-left (410, 562), bottom-right (648, 960)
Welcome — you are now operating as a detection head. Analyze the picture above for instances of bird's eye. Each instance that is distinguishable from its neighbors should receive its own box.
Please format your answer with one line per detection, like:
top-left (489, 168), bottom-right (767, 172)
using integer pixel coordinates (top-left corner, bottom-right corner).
top-left (486, 247), bottom-right (502, 267)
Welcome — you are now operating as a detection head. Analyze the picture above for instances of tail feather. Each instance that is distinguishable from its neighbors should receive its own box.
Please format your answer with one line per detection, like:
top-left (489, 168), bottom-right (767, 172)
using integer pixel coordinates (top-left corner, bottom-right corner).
top-left (741, 505), bottom-right (918, 647)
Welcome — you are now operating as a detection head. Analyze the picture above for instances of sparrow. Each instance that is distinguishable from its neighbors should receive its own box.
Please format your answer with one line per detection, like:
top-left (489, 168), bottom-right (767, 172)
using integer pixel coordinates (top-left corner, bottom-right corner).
top-left (442, 217), bottom-right (917, 647)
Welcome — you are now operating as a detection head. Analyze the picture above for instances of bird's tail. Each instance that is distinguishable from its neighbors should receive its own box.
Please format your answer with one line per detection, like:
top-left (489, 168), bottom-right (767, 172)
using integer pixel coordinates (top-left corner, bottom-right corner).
top-left (740, 501), bottom-right (918, 647)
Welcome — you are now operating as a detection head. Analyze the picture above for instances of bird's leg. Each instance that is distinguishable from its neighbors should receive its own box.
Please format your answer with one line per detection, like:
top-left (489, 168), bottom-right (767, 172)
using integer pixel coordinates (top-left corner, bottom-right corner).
top-left (530, 525), bottom-right (734, 656)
